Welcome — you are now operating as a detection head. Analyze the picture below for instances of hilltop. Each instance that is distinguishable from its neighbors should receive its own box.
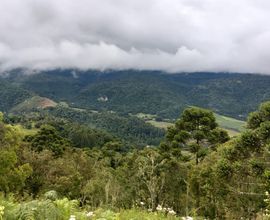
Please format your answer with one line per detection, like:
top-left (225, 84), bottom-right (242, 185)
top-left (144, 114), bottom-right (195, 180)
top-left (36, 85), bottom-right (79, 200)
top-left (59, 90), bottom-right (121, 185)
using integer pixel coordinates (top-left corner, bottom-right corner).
top-left (11, 96), bottom-right (57, 113)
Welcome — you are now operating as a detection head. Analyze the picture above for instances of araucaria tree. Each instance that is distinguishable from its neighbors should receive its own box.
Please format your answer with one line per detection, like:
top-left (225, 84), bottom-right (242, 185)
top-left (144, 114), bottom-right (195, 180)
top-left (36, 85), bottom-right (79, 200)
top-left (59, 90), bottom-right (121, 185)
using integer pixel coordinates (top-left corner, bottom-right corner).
top-left (164, 107), bottom-right (229, 164)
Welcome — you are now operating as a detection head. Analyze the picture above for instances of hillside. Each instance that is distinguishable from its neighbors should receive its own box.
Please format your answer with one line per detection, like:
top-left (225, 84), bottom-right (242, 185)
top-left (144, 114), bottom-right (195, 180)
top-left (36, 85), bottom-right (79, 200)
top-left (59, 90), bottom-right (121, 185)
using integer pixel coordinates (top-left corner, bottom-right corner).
top-left (56, 71), bottom-right (270, 120)
top-left (135, 112), bottom-right (245, 136)
top-left (7, 101), bottom-right (165, 147)
top-left (0, 72), bottom-right (268, 219)
top-left (11, 96), bottom-right (57, 113)
top-left (214, 113), bottom-right (246, 135)
top-left (0, 78), bottom-right (33, 112)
top-left (4, 70), bottom-right (270, 120)
top-left (1, 100), bottom-right (269, 219)
top-left (46, 105), bottom-right (165, 146)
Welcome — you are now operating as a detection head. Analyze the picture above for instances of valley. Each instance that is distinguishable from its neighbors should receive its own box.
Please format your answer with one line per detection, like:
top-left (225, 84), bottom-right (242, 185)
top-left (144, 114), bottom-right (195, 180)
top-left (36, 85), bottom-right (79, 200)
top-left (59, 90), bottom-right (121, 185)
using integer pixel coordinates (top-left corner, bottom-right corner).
top-left (0, 70), bottom-right (269, 219)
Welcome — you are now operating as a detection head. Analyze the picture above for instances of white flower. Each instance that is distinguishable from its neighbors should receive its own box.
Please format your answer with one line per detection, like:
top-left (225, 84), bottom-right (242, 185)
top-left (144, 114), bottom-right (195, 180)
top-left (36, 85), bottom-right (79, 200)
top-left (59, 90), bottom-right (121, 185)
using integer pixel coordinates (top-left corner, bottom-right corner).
top-left (266, 191), bottom-right (269, 196)
top-left (140, 201), bottom-right (145, 206)
top-left (168, 209), bottom-right (176, 215)
top-left (69, 215), bottom-right (76, 220)
top-left (156, 205), bottom-right (162, 211)
top-left (86, 211), bottom-right (94, 217)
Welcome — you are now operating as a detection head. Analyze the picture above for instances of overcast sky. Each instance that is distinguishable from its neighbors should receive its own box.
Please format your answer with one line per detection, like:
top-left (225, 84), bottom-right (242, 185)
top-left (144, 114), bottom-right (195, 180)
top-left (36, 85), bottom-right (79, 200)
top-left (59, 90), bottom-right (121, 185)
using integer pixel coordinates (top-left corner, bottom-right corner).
top-left (1, 0), bottom-right (270, 73)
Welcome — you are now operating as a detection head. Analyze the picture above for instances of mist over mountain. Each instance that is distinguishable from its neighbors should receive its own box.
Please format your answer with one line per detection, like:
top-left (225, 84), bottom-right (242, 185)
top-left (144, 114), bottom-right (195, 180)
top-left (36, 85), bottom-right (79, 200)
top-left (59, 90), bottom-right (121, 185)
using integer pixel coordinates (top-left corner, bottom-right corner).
top-left (2, 1), bottom-right (270, 218)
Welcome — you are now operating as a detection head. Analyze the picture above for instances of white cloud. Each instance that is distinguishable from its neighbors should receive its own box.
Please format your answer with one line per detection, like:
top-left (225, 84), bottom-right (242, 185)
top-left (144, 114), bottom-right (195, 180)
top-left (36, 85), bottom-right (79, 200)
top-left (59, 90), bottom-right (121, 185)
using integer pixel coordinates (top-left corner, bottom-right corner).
top-left (1, 0), bottom-right (270, 73)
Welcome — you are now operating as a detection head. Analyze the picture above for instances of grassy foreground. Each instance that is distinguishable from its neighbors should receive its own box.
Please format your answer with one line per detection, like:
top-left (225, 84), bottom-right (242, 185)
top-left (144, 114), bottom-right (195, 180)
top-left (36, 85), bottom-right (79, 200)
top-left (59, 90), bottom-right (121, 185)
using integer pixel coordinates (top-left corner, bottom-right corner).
top-left (0, 194), bottom-right (192, 220)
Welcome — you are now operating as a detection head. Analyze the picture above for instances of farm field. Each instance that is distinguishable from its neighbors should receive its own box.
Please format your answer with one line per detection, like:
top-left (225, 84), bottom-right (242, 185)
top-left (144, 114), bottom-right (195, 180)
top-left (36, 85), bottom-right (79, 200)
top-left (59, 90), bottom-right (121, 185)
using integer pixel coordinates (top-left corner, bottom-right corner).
top-left (136, 112), bottom-right (246, 136)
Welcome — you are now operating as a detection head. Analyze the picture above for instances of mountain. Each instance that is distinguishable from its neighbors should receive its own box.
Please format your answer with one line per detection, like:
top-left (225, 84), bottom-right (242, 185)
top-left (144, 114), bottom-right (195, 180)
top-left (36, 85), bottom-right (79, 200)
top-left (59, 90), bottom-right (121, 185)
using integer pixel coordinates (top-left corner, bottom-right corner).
top-left (4, 69), bottom-right (270, 120)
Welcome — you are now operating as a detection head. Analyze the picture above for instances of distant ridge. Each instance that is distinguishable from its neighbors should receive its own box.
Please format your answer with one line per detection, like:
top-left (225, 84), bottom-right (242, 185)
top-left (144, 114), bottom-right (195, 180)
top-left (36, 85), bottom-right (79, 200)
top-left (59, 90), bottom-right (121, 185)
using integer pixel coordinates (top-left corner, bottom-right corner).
top-left (2, 69), bottom-right (270, 120)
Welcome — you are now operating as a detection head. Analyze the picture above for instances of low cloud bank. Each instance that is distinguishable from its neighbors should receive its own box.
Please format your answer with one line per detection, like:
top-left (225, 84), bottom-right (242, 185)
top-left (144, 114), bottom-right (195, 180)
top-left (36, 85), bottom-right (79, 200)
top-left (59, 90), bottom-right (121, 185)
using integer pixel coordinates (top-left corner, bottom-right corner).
top-left (1, 0), bottom-right (270, 73)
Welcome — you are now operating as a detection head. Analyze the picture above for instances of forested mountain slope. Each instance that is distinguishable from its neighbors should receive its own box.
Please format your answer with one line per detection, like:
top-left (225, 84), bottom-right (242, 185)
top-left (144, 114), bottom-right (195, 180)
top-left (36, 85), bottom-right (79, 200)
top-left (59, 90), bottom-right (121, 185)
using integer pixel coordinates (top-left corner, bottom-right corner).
top-left (2, 69), bottom-right (270, 120)
top-left (0, 78), bottom-right (33, 112)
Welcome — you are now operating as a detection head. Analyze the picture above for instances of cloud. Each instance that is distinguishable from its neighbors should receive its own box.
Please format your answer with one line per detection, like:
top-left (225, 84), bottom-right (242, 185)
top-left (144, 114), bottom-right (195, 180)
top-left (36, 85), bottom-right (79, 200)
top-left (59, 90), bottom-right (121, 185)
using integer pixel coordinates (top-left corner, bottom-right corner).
top-left (1, 0), bottom-right (270, 73)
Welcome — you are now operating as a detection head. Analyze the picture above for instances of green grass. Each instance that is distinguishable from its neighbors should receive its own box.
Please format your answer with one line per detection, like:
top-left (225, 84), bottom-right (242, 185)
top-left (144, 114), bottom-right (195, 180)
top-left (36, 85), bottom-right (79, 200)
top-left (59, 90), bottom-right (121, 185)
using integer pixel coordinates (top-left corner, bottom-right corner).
top-left (115, 209), bottom-right (181, 220)
top-left (135, 112), bottom-right (246, 137)
top-left (135, 113), bottom-right (157, 120)
top-left (214, 113), bottom-right (246, 133)
top-left (0, 196), bottom-right (193, 220)
top-left (146, 120), bottom-right (174, 129)
top-left (224, 129), bottom-right (240, 137)
top-left (134, 113), bottom-right (173, 130)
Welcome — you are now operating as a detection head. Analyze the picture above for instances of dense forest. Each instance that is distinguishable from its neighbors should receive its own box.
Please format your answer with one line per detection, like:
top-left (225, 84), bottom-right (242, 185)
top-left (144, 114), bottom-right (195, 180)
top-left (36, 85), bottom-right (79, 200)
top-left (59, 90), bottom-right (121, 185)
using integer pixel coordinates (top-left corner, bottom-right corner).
top-left (1, 101), bottom-right (270, 219)
top-left (1, 70), bottom-right (270, 219)
top-left (3, 70), bottom-right (270, 120)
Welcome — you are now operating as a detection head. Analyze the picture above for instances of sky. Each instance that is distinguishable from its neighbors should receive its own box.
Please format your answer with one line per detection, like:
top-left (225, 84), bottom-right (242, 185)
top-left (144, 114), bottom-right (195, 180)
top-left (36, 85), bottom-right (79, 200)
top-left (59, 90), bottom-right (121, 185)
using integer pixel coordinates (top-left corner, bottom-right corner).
top-left (1, 0), bottom-right (270, 73)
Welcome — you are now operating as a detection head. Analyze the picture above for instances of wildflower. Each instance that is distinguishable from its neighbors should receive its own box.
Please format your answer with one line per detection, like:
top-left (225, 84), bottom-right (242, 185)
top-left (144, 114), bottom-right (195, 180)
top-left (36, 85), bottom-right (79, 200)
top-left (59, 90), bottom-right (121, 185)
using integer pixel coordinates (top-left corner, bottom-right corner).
top-left (86, 211), bottom-right (94, 217)
top-left (69, 215), bottom-right (76, 220)
top-left (168, 209), bottom-right (176, 215)
top-left (156, 204), bottom-right (162, 211)
top-left (140, 201), bottom-right (145, 206)
top-left (266, 191), bottom-right (269, 196)
top-left (163, 207), bottom-right (168, 212)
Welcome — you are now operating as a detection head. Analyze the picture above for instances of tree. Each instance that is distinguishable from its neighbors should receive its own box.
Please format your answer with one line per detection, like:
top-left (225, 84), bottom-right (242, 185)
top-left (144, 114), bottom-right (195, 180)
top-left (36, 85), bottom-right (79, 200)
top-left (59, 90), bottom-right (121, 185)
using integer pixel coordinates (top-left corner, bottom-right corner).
top-left (67, 124), bottom-right (115, 148)
top-left (247, 101), bottom-right (270, 129)
top-left (135, 148), bottom-right (167, 211)
top-left (193, 101), bottom-right (270, 219)
top-left (0, 120), bottom-right (32, 195)
top-left (165, 107), bottom-right (229, 164)
top-left (24, 125), bottom-right (70, 157)
top-left (162, 107), bottom-right (229, 214)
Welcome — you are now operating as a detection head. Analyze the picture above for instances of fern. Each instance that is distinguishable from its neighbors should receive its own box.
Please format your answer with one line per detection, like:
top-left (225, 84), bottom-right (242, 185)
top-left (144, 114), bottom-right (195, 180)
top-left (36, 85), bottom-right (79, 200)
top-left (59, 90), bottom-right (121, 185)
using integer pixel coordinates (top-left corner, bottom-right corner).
top-left (0, 194), bottom-right (89, 220)
top-left (54, 198), bottom-right (79, 220)
top-left (13, 200), bottom-right (60, 220)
